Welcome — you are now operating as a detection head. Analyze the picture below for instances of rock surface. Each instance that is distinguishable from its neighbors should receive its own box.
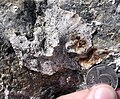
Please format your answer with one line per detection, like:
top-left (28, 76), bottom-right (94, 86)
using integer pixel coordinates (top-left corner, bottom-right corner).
top-left (0, 0), bottom-right (120, 98)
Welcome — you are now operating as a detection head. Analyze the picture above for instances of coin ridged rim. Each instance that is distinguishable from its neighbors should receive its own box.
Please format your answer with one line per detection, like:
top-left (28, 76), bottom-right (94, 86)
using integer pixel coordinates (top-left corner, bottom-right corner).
top-left (86, 65), bottom-right (118, 89)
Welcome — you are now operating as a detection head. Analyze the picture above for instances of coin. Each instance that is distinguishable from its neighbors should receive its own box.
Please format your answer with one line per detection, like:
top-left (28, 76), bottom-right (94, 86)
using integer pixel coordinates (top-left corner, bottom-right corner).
top-left (86, 65), bottom-right (118, 89)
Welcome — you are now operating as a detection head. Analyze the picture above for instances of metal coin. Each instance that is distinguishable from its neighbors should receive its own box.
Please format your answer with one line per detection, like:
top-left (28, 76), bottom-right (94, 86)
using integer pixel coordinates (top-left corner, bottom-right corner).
top-left (86, 65), bottom-right (118, 89)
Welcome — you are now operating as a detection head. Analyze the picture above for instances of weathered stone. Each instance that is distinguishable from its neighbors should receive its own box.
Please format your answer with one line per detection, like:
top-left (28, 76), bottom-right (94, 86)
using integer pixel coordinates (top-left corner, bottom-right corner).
top-left (0, 0), bottom-right (120, 98)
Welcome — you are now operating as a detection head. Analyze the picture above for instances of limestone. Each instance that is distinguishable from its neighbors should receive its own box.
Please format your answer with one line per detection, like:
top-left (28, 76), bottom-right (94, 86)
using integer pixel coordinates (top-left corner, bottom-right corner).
top-left (0, 0), bottom-right (120, 98)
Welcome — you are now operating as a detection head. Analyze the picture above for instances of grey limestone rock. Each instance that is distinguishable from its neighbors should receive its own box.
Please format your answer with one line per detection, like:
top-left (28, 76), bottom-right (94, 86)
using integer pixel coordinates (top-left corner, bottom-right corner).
top-left (0, 0), bottom-right (120, 98)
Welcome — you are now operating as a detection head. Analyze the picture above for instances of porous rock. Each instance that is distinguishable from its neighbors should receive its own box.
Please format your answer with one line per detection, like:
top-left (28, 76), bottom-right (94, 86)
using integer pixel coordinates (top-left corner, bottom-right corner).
top-left (0, 0), bottom-right (120, 98)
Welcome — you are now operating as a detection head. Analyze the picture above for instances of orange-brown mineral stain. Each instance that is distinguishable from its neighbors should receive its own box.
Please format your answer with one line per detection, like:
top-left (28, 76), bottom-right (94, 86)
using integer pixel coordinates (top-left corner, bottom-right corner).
top-left (79, 47), bottom-right (110, 69)
top-left (66, 35), bottom-right (110, 69)
top-left (68, 36), bottom-right (87, 51)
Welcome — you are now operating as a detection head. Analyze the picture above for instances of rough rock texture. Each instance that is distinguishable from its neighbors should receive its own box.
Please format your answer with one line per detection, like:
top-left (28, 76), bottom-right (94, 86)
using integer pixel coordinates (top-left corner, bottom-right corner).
top-left (0, 0), bottom-right (120, 98)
